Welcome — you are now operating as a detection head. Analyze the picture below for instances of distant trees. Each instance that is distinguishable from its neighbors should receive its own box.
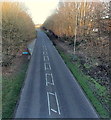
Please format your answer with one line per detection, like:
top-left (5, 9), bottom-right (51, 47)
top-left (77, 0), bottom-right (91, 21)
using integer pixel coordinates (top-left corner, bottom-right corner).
top-left (2, 2), bottom-right (36, 66)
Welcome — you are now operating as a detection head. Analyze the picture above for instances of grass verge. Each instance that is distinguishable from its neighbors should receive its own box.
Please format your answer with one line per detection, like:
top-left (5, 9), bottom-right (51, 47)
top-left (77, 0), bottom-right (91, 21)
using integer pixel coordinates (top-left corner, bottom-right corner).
top-left (2, 62), bottom-right (28, 118)
top-left (57, 48), bottom-right (109, 118)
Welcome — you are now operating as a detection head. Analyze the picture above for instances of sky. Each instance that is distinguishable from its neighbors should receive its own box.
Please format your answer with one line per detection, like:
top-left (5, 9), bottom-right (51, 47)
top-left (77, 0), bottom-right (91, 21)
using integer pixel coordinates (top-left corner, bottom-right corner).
top-left (4, 0), bottom-right (110, 24)
top-left (24, 0), bottom-right (59, 24)
top-left (24, 0), bottom-right (110, 24)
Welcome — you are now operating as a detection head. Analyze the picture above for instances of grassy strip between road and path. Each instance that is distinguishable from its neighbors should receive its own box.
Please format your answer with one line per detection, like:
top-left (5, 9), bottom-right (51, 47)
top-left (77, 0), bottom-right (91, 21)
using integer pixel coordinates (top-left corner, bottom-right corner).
top-left (2, 62), bottom-right (29, 118)
top-left (57, 47), bottom-right (109, 118)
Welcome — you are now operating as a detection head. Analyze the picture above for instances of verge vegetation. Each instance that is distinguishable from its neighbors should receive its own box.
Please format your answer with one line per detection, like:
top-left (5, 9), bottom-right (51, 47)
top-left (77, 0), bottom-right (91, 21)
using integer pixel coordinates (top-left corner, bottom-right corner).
top-left (2, 2), bottom-right (36, 118)
top-left (57, 48), bottom-right (109, 118)
top-left (2, 57), bottom-right (28, 118)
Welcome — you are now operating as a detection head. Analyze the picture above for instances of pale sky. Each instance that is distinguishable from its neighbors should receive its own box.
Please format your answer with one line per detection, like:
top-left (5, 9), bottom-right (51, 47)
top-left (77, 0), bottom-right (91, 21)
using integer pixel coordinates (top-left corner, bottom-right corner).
top-left (4, 0), bottom-right (110, 24)
top-left (24, 0), bottom-right (59, 24)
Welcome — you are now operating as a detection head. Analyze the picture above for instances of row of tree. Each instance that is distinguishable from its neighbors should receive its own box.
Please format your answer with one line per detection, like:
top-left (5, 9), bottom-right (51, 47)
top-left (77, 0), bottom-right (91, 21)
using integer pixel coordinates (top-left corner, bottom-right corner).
top-left (2, 2), bottom-right (36, 66)
top-left (43, 1), bottom-right (110, 37)
top-left (43, 0), bottom-right (110, 63)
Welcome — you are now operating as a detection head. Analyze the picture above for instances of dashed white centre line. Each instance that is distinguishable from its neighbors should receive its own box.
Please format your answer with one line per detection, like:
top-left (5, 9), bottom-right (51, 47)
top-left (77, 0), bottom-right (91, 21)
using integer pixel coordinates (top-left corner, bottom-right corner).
top-left (44, 63), bottom-right (51, 70)
top-left (48, 63), bottom-right (51, 70)
top-left (46, 56), bottom-right (49, 61)
top-left (43, 45), bottom-right (47, 50)
top-left (43, 51), bottom-right (47, 55)
top-left (42, 44), bottom-right (61, 116)
top-left (44, 56), bottom-right (49, 61)
top-left (45, 73), bottom-right (54, 86)
top-left (47, 92), bottom-right (61, 115)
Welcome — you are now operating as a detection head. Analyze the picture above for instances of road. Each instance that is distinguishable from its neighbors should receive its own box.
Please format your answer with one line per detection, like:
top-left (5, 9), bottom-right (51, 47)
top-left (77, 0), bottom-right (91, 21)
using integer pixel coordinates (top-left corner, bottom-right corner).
top-left (15, 29), bottom-right (99, 118)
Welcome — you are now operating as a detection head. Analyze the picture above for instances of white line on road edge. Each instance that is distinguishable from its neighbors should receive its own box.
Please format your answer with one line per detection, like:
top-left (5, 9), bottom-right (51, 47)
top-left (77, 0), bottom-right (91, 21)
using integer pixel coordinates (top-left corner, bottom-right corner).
top-left (47, 92), bottom-right (51, 115)
top-left (55, 92), bottom-right (61, 115)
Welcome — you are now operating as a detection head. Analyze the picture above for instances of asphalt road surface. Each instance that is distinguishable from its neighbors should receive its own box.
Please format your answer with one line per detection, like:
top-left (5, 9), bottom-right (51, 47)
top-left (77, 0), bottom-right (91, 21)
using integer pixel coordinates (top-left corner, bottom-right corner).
top-left (15, 29), bottom-right (99, 118)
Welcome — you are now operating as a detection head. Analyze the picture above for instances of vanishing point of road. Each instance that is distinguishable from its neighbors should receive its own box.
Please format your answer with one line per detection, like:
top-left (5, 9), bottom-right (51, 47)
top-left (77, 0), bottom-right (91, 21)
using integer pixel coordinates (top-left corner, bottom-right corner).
top-left (15, 29), bottom-right (99, 118)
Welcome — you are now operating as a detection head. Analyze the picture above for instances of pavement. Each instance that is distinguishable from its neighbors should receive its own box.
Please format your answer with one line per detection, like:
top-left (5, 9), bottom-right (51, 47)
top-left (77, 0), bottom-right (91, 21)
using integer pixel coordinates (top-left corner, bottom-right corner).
top-left (27, 39), bottom-right (36, 55)
top-left (14, 29), bottom-right (99, 118)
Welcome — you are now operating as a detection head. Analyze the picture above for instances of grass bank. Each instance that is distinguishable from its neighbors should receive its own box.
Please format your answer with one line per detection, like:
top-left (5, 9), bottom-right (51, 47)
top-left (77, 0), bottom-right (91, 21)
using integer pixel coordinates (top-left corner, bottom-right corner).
top-left (57, 47), bottom-right (109, 118)
top-left (2, 61), bottom-right (29, 118)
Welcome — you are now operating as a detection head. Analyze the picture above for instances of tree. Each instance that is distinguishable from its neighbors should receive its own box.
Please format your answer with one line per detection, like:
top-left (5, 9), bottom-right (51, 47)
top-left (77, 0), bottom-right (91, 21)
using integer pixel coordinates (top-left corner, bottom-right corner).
top-left (2, 2), bottom-right (36, 66)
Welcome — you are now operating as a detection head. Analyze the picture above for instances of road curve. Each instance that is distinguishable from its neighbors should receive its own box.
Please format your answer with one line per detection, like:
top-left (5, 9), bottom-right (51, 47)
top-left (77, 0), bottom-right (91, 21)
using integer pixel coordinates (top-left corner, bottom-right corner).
top-left (14, 29), bottom-right (99, 118)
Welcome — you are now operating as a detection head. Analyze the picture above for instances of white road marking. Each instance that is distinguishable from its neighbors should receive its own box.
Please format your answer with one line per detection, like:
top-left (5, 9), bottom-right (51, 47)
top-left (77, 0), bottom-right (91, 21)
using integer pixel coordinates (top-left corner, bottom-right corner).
top-left (43, 45), bottom-right (47, 50)
top-left (47, 92), bottom-right (61, 115)
top-left (48, 63), bottom-right (51, 70)
top-left (51, 108), bottom-right (57, 113)
top-left (45, 74), bottom-right (48, 86)
top-left (46, 56), bottom-right (49, 61)
top-left (45, 73), bottom-right (54, 86)
top-left (44, 63), bottom-right (51, 70)
top-left (47, 92), bottom-right (51, 115)
top-left (49, 92), bottom-right (55, 96)
top-left (43, 51), bottom-right (47, 55)
top-left (50, 73), bottom-right (54, 85)
top-left (44, 56), bottom-right (49, 61)
top-left (55, 92), bottom-right (61, 115)
top-left (44, 63), bottom-right (47, 71)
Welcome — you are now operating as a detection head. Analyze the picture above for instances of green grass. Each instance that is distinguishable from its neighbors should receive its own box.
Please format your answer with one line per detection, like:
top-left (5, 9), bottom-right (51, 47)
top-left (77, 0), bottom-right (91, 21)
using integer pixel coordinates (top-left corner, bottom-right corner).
top-left (57, 48), bottom-right (109, 118)
top-left (2, 63), bottom-right (28, 118)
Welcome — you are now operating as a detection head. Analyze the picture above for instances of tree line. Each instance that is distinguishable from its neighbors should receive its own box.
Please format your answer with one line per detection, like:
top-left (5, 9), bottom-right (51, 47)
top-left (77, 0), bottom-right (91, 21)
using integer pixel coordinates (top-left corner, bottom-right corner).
top-left (43, 0), bottom-right (110, 64)
top-left (2, 2), bottom-right (36, 66)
